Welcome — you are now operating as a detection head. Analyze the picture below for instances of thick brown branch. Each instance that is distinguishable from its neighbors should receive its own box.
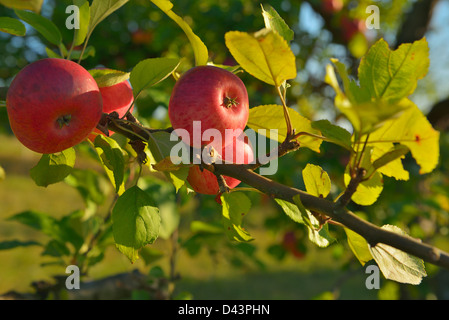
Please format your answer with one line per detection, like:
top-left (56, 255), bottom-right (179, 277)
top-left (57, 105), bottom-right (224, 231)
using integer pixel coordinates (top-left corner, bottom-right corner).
top-left (212, 163), bottom-right (449, 270)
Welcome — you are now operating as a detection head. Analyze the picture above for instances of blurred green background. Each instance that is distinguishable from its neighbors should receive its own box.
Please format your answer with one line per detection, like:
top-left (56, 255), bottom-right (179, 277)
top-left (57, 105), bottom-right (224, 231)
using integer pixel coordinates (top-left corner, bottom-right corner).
top-left (1, 0), bottom-right (449, 300)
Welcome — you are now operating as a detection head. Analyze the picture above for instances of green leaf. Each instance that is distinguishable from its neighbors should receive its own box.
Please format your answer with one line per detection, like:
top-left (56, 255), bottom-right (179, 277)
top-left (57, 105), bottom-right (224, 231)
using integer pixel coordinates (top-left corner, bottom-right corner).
top-left (14, 9), bottom-right (62, 45)
top-left (150, 0), bottom-right (208, 66)
top-left (344, 228), bottom-right (373, 266)
top-left (311, 119), bottom-right (352, 151)
top-left (0, 0), bottom-right (43, 13)
top-left (68, 45), bottom-right (95, 60)
top-left (87, 0), bottom-right (129, 40)
top-left (0, 17), bottom-right (26, 36)
top-left (94, 135), bottom-right (126, 194)
top-left (0, 240), bottom-right (41, 250)
top-left (145, 131), bottom-right (190, 192)
top-left (64, 169), bottom-right (107, 205)
top-left (247, 104), bottom-right (322, 152)
top-left (112, 186), bottom-right (161, 263)
top-left (326, 60), bottom-right (410, 135)
top-left (302, 164), bottom-right (331, 198)
top-left (344, 147), bottom-right (383, 206)
top-left (221, 192), bottom-right (253, 242)
top-left (30, 148), bottom-right (76, 187)
top-left (89, 68), bottom-right (130, 88)
top-left (73, 0), bottom-right (90, 46)
top-left (274, 198), bottom-right (304, 224)
top-left (367, 101), bottom-right (440, 174)
top-left (359, 38), bottom-right (429, 104)
top-left (369, 225), bottom-right (427, 285)
top-left (225, 29), bottom-right (296, 87)
top-left (130, 57), bottom-right (180, 98)
top-left (142, 179), bottom-right (179, 240)
top-left (261, 4), bottom-right (294, 42)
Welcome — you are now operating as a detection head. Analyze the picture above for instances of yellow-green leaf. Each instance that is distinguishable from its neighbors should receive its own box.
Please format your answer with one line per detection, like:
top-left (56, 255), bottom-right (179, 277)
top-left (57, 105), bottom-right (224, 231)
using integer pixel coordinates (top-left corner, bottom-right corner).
top-left (247, 104), bottom-right (322, 153)
top-left (88, 68), bottom-right (130, 88)
top-left (0, 17), bottom-right (26, 36)
top-left (369, 225), bottom-right (427, 285)
top-left (0, 0), bottom-right (43, 13)
top-left (225, 29), bottom-right (296, 87)
top-left (367, 100), bottom-right (440, 174)
top-left (302, 164), bottom-right (331, 198)
top-left (150, 0), bottom-right (208, 66)
top-left (344, 147), bottom-right (383, 206)
top-left (359, 38), bottom-right (429, 104)
top-left (345, 228), bottom-right (373, 266)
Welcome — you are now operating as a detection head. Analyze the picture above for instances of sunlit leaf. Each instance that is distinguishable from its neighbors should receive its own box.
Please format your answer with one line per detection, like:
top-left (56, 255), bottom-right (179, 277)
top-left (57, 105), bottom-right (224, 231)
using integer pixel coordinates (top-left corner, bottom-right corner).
top-left (247, 104), bottom-right (322, 152)
top-left (369, 225), bottom-right (427, 285)
top-left (89, 68), bottom-right (130, 88)
top-left (367, 100), bottom-right (440, 174)
top-left (150, 0), bottom-right (208, 66)
top-left (302, 164), bottom-right (331, 198)
top-left (0, 0), bottom-right (43, 13)
top-left (225, 29), bottom-right (296, 87)
top-left (261, 4), bottom-right (294, 42)
top-left (345, 228), bottom-right (373, 266)
top-left (73, 0), bottom-right (90, 46)
top-left (359, 38), bottom-right (429, 104)
top-left (344, 147), bottom-right (383, 206)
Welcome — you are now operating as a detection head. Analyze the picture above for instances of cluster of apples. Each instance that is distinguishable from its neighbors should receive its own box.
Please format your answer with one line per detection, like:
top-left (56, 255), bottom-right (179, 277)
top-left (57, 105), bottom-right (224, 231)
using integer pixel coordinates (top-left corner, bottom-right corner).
top-left (6, 58), bottom-right (133, 154)
top-left (168, 65), bottom-right (254, 195)
top-left (6, 59), bottom-right (253, 195)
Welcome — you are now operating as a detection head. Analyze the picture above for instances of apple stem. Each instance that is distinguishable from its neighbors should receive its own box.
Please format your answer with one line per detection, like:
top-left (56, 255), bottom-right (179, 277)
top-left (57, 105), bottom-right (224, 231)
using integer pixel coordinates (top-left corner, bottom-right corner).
top-left (223, 96), bottom-right (238, 109)
top-left (57, 114), bottom-right (72, 128)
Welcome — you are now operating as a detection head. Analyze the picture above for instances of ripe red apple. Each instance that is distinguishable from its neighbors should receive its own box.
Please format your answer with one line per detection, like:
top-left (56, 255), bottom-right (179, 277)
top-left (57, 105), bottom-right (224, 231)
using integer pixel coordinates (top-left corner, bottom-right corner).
top-left (168, 65), bottom-right (249, 150)
top-left (89, 77), bottom-right (134, 140)
top-left (187, 132), bottom-right (254, 195)
top-left (6, 58), bottom-right (103, 154)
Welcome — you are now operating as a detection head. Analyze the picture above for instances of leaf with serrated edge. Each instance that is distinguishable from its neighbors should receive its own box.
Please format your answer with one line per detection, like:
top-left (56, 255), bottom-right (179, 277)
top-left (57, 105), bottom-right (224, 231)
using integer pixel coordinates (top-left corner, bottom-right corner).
top-left (369, 225), bottom-right (427, 285)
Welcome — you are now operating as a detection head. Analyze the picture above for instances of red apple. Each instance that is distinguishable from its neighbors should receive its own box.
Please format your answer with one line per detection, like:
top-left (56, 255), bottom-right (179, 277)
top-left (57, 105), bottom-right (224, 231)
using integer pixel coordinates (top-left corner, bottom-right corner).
top-left (187, 132), bottom-right (254, 195)
top-left (89, 77), bottom-right (134, 141)
top-left (168, 65), bottom-right (249, 150)
top-left (6, 58), bottom-right (103, 154)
